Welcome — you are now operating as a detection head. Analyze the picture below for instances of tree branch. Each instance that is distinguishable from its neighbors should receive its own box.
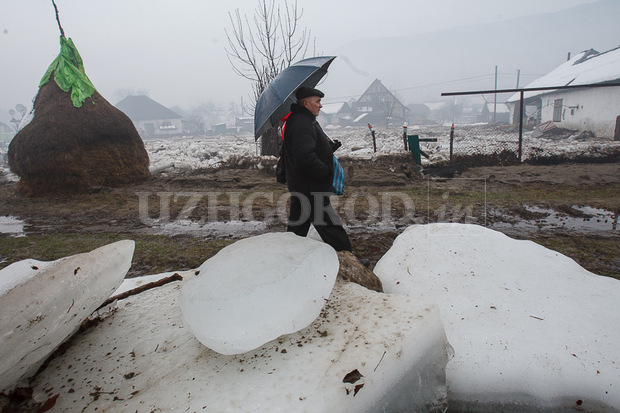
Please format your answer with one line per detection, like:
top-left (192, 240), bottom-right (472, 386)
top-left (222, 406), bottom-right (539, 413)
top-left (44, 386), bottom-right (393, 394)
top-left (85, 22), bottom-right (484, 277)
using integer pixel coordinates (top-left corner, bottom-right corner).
top-left (224, 0), bottom-right (313, 111)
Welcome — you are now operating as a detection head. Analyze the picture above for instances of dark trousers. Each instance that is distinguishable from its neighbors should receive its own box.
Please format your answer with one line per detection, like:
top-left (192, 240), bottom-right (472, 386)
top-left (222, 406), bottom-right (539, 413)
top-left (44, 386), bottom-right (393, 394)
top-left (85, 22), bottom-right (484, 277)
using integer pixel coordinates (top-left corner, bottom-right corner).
top-left (287, 192), bottom-right (352, 252)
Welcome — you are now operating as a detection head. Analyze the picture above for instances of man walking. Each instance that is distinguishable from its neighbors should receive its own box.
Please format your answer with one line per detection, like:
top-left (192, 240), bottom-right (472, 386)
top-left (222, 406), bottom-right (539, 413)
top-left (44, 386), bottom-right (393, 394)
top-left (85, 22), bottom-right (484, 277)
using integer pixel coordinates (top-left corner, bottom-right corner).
top-left (281, 86), bottom-right (352, 252)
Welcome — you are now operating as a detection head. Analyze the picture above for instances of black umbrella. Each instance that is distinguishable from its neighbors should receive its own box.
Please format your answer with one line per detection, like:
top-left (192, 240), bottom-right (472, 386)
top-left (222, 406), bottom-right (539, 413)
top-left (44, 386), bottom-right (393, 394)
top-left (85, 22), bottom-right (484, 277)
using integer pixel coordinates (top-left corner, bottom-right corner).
top-left (254, 56), bottom-right (336, 140)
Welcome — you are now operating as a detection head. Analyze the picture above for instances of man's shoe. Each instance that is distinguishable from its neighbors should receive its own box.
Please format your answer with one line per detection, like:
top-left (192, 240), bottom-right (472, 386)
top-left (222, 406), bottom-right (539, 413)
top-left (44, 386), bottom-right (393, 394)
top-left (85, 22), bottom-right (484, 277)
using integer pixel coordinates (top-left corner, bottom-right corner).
top-left (358, 258), bottom-right (371, 268)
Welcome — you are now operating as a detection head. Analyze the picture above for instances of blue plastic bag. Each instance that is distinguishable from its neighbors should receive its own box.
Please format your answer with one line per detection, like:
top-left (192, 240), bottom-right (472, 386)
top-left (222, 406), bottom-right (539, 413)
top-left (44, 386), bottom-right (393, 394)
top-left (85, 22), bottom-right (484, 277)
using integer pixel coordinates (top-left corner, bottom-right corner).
top-left (332, 155), bottom-right (345, 195)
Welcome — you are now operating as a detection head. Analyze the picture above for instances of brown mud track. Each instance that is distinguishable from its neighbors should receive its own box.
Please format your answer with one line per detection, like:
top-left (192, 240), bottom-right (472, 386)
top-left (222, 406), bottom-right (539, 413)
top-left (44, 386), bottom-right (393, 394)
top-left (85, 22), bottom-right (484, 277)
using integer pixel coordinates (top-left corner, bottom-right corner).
top-left (0, 156), bottom-right (618, 278)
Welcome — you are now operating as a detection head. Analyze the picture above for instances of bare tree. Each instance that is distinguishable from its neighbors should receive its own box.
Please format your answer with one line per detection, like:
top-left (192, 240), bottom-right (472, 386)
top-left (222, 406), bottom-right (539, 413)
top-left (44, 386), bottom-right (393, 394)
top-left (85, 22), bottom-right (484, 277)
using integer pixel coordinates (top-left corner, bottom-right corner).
top-left (8, 104), bottom-right (27, 132)
top-left (225, 0), bottom-right (312, 110)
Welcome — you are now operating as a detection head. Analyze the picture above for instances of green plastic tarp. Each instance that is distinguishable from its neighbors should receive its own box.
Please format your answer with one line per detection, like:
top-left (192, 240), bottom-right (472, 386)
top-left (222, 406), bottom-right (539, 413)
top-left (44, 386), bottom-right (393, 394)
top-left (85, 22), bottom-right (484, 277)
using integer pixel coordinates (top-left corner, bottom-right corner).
top-left (39, 35), bottom-right (97, 108)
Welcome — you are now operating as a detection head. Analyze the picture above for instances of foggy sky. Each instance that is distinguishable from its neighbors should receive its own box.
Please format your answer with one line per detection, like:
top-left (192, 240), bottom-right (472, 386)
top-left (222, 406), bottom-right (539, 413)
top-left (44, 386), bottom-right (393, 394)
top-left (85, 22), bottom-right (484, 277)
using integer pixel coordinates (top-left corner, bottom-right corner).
top-left (0, 0), bottom-right (599, 124)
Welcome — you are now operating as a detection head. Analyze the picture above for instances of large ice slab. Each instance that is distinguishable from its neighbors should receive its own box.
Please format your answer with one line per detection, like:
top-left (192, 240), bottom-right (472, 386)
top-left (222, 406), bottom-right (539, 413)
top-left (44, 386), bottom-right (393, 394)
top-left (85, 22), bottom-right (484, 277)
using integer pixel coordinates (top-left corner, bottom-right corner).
top-left (29, 272), bottom-right (451, 412)
top-left (374, 223), bottom-right (620, 412)
top-left (180, 232), bottom-right (339, 355)
top-left (0, 240), bottom-right (134, 393)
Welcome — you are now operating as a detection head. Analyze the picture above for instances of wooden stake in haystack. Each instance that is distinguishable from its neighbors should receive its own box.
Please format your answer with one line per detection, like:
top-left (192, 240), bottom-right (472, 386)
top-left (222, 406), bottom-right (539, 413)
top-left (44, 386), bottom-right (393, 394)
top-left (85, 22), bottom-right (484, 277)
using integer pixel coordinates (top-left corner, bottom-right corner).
top-left (8, 1), bottom-right (150, 196)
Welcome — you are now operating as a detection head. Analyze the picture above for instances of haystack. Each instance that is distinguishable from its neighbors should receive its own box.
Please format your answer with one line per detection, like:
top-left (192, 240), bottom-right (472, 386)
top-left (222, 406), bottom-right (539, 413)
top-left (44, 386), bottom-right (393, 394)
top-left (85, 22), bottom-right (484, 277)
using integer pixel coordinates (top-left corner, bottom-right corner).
top-left (8, 36), bottom-right (150, 196)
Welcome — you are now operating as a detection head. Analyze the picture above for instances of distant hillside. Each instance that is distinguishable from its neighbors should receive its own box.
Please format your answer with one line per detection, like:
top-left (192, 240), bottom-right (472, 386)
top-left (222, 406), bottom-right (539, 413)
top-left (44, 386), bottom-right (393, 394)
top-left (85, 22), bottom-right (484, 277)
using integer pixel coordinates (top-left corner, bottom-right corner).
top-left (322, 0), bottom-right (620, 105)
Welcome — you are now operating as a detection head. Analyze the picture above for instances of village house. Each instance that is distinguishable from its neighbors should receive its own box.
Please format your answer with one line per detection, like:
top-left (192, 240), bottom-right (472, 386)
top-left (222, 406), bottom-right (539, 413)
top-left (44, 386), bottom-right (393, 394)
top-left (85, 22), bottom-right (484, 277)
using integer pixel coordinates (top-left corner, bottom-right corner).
top-left (115, 95), bottom-right (183, 138)
top-left (351, 79), bottom-right (410, 127)
top-left (317, 102), bottom-right (352, 127)
top-left (507, 46), bottom-right (620, 139)
top-left (459, 105), bottom-right (478, 124)
top-left (478, 102), bottom-right (510, 124)
top-left (407, 103), bottom-right (431, 124)
top-left (235, 116), bottom-right (254, 134)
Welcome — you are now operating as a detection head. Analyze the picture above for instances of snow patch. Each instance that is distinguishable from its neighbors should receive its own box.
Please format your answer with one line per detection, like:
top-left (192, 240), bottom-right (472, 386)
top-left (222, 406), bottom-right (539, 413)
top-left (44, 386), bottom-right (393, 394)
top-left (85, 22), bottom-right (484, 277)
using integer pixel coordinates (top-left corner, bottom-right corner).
top-left (143, 127), bottom-right (620, 174)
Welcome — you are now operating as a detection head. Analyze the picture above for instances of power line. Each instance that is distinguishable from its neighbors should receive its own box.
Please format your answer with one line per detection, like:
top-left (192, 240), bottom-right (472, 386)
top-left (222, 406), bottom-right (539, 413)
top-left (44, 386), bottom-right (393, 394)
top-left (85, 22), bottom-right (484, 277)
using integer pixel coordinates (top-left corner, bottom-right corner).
top-left (321, 71), bottom-right (547, 104)
top-left (395, 74), bottom-right (496, 92)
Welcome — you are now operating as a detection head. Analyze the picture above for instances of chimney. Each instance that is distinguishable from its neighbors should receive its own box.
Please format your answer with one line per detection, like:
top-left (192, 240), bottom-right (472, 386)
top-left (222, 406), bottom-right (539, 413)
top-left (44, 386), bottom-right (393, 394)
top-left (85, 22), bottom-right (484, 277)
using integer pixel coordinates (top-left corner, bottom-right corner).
top-left (567, 52), bottom-right (571, 61)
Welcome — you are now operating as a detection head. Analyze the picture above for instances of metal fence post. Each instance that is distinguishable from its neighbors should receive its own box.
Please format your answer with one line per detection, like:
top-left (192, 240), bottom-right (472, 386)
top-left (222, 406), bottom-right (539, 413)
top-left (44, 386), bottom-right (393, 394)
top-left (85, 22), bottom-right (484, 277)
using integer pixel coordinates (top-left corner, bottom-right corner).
top-left (449, 123), bottom-right (454, 163)
top-left (518, 90), bottom-right (524, 163)
top-left (368, 123), bottom-right (377, 153)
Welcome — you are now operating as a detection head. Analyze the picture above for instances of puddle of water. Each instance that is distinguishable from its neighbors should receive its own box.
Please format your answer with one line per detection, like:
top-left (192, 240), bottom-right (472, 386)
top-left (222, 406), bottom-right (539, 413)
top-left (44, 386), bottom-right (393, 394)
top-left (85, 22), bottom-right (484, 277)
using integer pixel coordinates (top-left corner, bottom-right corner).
top-left (3, 204), bottom-right (615, 241)
top-left (491, 205), bottom-right (619, 234)
top-left (526, 205), bottom-right (618, 232)
top-left (0, 216), bottom-right (26, 237)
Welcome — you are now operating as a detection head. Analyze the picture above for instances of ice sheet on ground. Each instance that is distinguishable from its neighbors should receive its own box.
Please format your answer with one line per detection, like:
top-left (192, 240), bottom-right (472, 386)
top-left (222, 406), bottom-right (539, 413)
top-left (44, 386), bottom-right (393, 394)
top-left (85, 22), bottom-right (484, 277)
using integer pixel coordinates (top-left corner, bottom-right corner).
top-left (179, 232), bottom-right (339, 355)
top-left (30, 273), bottom-right (451, 412)
top-left (0, 240), bottom-right (135, 393)
top-left (374, 223), bottom-right (620, 412)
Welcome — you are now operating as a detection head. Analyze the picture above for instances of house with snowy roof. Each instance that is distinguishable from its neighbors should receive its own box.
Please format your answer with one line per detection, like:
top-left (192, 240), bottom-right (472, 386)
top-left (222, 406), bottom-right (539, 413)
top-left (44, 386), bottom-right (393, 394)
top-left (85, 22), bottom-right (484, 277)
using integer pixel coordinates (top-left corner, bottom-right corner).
top-left (352, 79), bottom-right (409, 127)
top-left (317, 102), bottom-right (352, 127)
top-left (507, 46), bottom-right (620, 139)
top-left (478, 102), bottom-right (510, 124)
top-left (115, 95), bottom-right (183, 138)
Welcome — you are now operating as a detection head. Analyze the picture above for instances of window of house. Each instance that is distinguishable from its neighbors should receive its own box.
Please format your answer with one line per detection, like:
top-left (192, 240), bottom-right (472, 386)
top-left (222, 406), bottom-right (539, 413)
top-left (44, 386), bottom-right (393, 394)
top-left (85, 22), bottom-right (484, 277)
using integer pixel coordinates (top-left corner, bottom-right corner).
top-left (159, 121), bottom-right (176, 130)
top-left (553, 99), bottom-right (563, 122)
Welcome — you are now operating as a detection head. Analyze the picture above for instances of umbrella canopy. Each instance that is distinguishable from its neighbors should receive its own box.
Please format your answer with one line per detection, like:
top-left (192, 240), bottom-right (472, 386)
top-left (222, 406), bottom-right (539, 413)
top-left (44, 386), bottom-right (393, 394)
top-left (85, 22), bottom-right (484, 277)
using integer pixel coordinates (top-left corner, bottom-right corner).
top-left (254, 56), bottom-right (336, 140)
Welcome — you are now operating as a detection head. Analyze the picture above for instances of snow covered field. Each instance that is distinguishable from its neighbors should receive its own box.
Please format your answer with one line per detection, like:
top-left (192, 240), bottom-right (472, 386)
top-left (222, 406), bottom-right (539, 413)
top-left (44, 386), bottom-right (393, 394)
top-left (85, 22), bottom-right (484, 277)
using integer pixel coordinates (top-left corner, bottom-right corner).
top-left (1, 125), bottom-right (619, 179)
top-left (146, 125), bottom-right (620, 173)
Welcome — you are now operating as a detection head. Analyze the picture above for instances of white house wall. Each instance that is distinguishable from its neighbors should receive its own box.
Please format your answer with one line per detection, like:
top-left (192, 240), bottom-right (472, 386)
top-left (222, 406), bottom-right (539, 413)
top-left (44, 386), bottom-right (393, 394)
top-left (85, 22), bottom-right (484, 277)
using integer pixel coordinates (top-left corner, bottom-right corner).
top-left (134, 118), bottom-right (183, 138)
top-left (540, 87), bottom-right (620, 138)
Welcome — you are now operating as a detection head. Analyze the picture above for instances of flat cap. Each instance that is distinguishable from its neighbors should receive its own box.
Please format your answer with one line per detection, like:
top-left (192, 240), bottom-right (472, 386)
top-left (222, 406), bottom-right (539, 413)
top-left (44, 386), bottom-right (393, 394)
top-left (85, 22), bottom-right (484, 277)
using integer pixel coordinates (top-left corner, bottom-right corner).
top-left (295, 86), bottom-right (324, 100)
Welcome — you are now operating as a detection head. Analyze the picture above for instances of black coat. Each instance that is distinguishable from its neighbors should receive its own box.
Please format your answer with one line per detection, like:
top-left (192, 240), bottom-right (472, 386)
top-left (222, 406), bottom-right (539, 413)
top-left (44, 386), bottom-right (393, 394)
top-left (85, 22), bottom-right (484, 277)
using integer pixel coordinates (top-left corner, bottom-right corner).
top-left (282, 103), bottom-right (334, 195)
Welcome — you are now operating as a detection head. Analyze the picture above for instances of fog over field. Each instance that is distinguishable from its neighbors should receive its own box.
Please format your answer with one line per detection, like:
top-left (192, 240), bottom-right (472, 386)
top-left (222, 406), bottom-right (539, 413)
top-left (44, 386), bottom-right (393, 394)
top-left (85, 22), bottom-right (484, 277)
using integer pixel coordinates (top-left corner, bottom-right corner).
top-left (2, 0), bottom-right (618, 126)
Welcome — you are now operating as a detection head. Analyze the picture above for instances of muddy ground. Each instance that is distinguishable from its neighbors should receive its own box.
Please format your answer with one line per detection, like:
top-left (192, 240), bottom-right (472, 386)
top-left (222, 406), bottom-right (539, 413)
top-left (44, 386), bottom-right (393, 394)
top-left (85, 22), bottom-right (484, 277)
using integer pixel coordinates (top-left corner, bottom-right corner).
top-left (0, 155), bottom-right (618, 279)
